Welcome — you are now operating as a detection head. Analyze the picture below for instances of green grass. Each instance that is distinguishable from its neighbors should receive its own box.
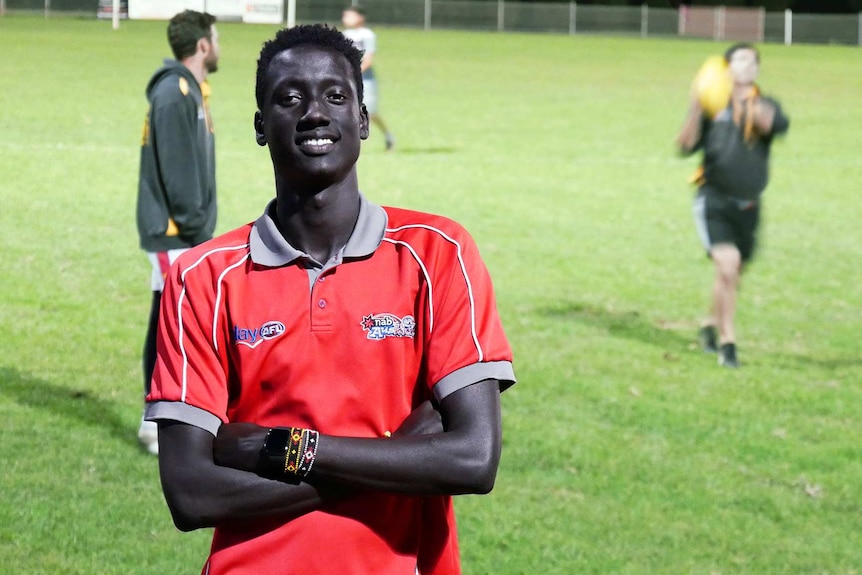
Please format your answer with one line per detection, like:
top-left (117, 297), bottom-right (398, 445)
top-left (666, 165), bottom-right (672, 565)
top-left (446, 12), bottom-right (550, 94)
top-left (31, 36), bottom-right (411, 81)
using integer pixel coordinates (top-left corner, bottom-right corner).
top-left (1, 14), bottom-right (861, 575)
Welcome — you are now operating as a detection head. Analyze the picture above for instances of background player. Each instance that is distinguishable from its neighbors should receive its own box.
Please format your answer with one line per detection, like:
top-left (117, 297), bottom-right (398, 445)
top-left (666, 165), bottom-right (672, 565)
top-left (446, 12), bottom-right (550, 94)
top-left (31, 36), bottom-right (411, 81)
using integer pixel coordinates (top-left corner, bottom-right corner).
top-left (145, 24), bottom-right (515, 574)
top-left (135, 10), bottom-right (219, 454)
top-left (341, 5), bottom-right (396, 150)
top-left (677, 43), bottom-right (789, 368)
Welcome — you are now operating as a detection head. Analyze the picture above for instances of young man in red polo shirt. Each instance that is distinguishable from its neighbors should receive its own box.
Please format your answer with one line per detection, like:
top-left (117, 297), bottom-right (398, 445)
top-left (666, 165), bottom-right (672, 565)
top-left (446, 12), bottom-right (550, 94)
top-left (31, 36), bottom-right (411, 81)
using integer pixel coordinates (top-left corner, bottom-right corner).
top-left (145, 24), bottom-right (515, 575)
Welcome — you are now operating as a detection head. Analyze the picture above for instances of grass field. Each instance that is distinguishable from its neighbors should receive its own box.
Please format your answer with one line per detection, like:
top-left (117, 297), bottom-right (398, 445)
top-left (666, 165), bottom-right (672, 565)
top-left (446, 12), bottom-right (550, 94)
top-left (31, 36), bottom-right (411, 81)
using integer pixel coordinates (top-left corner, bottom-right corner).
top-left (1, 13), bottom-right (861, 575)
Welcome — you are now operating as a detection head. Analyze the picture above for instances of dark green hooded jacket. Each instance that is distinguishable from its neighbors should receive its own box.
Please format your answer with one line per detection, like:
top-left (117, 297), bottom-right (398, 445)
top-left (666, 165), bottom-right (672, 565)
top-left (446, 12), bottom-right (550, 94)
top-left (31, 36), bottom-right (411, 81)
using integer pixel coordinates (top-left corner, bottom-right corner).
top-left (137, 59), bottom-right (216, 252)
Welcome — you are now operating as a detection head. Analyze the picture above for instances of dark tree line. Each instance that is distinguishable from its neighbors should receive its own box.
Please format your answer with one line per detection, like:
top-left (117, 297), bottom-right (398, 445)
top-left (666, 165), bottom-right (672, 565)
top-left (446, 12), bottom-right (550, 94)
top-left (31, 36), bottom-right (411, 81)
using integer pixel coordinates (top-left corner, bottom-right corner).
top-left (503, 0), bottom-right (861, 14)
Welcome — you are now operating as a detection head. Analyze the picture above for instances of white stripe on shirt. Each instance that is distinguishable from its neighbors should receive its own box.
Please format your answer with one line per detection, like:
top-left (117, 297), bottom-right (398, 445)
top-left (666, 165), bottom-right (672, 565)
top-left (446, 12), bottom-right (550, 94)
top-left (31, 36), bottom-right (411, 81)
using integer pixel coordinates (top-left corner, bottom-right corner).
top-left (176, 244), bottom-right (249, 402)
top-left (386, 224), bottom-right (483, 362)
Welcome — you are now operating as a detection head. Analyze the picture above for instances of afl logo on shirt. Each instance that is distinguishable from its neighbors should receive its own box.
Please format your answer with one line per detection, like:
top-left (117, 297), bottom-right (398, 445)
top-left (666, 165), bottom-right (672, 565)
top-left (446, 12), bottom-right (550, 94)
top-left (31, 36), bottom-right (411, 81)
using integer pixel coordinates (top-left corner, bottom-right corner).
top-left (361, 313), bottom-right (416, 341)
top-left (233, 321), bottom-right (286, 348)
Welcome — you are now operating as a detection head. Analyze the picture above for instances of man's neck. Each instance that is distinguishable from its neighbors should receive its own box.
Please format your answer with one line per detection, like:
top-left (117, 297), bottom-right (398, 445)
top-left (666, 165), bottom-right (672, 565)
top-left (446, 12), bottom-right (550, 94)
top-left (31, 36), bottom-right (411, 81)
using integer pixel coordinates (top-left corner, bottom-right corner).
top-left (181, 57), bottom-right (207, 87)
top-left (273, 174), bottom-right (362, 265)
top-left (733, 82), bottom-right (755, 101)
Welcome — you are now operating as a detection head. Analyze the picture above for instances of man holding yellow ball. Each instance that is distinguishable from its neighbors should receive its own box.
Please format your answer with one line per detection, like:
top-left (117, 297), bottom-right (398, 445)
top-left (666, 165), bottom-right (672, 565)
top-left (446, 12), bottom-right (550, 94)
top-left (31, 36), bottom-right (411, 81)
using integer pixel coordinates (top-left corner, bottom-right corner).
top-left (677, 43), bottom-right (790, 368)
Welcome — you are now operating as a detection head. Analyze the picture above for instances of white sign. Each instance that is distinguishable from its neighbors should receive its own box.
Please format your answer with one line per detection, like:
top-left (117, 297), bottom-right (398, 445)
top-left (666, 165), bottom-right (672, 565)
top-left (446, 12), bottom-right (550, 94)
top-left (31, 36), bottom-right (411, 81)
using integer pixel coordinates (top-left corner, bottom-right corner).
top-left (243, 0), bottom-right (283, 24)
top-left (129, 0), bottom-right (202, 20)
top-left (128, 0), bottom-right (283, 24)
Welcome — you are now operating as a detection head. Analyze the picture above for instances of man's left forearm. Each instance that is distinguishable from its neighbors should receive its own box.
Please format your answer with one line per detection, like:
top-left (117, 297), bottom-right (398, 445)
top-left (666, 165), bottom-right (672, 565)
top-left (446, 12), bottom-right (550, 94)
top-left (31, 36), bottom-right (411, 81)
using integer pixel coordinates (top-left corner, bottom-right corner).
top-left (753, 98), bottom-right (777, 136)
top-left (214, 379), bottom-right (503, 496)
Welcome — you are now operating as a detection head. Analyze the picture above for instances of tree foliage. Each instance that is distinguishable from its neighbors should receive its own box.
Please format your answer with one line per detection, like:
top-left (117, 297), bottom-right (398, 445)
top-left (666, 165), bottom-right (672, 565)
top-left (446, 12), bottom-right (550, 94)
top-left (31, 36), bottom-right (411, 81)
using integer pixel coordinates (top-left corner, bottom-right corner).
top-left (508, 0), bottom-right (861, 14)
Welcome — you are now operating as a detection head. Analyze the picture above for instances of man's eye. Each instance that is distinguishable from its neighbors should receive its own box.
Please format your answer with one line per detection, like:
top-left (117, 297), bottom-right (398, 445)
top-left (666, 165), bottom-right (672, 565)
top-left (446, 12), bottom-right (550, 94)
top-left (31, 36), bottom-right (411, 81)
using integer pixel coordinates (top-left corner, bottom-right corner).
top-left (279, 94), bottom-right (300, 105)
top-left (328, 93), bottom-right (347, 103)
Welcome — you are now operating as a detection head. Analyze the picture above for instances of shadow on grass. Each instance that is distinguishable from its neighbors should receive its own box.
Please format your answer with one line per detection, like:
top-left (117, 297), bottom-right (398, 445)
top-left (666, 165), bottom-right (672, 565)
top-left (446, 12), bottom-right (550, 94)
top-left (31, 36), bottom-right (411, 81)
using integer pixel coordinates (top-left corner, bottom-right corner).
top-left (538, 302), bottom-right (695, 352)
top-left (0, 366), bottom-right (138, 449)
top-left (769, 353), bottom-right (862, 371)
top-left (540, 303), bottom-right (862, 370)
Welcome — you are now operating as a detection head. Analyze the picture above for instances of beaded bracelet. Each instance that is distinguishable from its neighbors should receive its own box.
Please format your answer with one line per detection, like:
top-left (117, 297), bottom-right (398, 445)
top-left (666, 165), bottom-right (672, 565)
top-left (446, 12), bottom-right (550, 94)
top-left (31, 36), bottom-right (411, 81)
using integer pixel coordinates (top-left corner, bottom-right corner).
top-left (283, 427), bottom-right (319, 479)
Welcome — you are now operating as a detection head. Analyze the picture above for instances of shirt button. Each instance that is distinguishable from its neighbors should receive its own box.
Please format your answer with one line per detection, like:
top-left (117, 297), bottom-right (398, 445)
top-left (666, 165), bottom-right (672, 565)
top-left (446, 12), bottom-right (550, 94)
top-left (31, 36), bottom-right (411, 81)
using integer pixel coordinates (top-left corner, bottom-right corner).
top-left (317, 298), bottom-right (327, 309)
top-left (318, 276), bottom-right (326, 283)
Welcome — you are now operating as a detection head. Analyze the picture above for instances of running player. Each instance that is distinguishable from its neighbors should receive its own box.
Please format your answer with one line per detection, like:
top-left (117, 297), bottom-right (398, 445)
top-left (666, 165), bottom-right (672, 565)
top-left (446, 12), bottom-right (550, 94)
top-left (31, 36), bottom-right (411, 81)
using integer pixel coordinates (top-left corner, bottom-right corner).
top-left (677, 43), bottom-right (789, 368)
top-left (341, 6), bottom-right (396, 150)
top-left (145, 24), bottom-right (515, 574)
top-left (135, 10), bottom-right (219, 453)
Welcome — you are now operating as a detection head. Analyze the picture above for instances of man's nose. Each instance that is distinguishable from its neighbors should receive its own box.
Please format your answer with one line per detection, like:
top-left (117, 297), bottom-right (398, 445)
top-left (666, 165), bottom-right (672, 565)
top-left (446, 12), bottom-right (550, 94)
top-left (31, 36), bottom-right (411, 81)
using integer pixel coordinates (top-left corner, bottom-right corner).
top-left (300, 98), bottom-right (330, 126)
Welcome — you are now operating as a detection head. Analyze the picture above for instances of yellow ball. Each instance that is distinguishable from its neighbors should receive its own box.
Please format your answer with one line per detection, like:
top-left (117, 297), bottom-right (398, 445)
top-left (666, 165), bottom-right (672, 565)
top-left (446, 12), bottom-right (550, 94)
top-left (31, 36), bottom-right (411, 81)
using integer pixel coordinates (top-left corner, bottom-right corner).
top-left (693, 55), bottom-right (732, 119)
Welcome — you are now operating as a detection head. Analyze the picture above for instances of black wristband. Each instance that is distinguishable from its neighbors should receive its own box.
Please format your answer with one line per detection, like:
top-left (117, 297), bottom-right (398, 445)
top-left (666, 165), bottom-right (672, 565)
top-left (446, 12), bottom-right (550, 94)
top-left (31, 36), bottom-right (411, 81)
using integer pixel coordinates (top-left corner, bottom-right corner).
top-left (259, 427), bottom-right (292, 477)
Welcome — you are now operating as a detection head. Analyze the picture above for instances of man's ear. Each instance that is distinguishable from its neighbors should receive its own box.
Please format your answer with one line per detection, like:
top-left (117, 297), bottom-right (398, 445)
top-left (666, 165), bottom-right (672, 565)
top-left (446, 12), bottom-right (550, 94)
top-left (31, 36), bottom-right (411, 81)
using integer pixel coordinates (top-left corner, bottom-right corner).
top-left (359, 104), bottom-right (370, 140)
top-left (254, 111), bottom-right (267, 146)
top-left (197, 36), bottom-right (210, 57)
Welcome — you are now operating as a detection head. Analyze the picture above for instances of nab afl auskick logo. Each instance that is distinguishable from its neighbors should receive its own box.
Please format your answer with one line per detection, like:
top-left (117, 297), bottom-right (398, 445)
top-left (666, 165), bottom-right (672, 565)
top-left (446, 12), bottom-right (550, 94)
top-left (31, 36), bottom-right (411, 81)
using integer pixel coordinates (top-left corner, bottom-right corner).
top-left (361, 313), bottom-right (416, 341)
top-left (233, 320), bottom-right (286, 348)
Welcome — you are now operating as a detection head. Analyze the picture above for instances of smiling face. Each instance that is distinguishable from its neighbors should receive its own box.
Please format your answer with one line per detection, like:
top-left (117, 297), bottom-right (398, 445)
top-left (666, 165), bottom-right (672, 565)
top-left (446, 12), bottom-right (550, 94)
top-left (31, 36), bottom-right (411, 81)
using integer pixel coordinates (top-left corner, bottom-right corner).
top-left (255, 44), bottom-right (369, 189)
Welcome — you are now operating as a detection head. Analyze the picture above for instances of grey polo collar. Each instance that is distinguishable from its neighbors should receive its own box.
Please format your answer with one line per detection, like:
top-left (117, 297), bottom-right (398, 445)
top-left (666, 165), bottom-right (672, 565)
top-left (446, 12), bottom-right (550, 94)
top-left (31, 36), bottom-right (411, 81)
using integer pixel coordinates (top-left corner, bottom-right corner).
top-left (249, 193), bottom-right (387, 267)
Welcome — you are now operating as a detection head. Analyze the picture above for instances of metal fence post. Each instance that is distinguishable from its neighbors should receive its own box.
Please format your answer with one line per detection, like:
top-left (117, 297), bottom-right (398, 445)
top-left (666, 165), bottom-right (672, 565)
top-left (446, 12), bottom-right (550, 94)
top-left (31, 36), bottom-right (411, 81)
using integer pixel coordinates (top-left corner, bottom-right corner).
top-left (285, 0), bottom-right (295, 28)
top-left (784, 9), bottom-right (792, 46)
top-left (758, 6), bottom-right (765, 41)
top-left (858, 11), bottom-right (861, 45)
top-left (640, 3), bottom-right (648, 38)
top-left (715, 5), bottom-right (725, 41)
top-left (1, 0), bottom-right (6, 17)
top-left (424, 0), bottom-right (431, 31)
top-left (497, 0), bottom-right (504, 32)
top-left (569, 1), bottom-right (576, 35)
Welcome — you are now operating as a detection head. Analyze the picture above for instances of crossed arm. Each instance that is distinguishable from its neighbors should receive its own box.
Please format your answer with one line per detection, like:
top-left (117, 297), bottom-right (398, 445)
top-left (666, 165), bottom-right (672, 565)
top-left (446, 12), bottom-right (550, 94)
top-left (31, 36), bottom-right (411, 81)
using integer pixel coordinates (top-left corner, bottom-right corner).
top-left (157, 378), bottom-right (502, 532)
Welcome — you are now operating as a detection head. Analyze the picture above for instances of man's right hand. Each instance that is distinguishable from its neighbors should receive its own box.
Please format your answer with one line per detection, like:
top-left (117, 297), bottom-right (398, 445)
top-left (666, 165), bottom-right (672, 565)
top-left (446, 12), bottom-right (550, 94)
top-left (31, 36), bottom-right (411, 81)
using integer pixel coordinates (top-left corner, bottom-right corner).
top-left (392, 400), bottom-right (444, 438)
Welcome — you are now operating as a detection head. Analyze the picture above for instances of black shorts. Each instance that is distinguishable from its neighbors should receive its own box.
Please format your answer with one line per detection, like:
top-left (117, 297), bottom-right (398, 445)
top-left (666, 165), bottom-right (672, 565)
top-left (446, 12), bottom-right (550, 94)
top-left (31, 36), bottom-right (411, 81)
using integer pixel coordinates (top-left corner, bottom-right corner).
top-left (692, 188), bottom-right (761, 262)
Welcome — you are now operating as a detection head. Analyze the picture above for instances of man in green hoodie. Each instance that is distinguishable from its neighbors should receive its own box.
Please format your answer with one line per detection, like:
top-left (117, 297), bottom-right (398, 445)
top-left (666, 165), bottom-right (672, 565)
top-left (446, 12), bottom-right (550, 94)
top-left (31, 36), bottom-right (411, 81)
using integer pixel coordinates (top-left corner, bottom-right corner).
top-left (136, 10), bottom-right (220, 454)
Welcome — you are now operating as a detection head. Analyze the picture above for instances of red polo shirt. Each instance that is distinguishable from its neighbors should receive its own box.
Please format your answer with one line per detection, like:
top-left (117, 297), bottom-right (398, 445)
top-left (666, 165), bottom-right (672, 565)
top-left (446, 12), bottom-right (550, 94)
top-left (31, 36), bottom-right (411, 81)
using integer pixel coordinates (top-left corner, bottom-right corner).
top-left (146, 194), bottom-right (515, 575)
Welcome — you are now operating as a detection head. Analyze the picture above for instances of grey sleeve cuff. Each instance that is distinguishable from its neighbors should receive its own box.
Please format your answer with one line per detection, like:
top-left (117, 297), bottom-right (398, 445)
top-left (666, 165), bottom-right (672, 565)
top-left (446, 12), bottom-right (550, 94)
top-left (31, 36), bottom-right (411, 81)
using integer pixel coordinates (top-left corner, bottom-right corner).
top-left (144, 401), bottom-right (222, 437)
top-left (432, 361), bottom-right (516, 402)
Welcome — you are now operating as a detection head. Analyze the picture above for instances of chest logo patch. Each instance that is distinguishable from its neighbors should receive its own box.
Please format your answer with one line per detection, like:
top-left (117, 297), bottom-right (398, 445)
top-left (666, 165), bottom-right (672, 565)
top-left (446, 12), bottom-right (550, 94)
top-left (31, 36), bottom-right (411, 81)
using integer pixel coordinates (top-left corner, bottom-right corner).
top-left (361, 313), bottom-right (416, 341)
top-left (233, 320), bottom-right (286, 348)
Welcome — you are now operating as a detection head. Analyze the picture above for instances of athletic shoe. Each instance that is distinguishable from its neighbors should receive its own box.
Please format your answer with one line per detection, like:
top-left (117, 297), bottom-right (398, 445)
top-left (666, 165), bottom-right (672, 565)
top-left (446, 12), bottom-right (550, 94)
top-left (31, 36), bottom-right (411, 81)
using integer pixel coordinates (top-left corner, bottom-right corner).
top-left (718, 343), bottom-right (739, 368)
top-left (699, 325), bottom-right (718, 353)
top-left (137, 418), bottom-right (159, 455)
top-left (384, 133), bottom-right (395, 151)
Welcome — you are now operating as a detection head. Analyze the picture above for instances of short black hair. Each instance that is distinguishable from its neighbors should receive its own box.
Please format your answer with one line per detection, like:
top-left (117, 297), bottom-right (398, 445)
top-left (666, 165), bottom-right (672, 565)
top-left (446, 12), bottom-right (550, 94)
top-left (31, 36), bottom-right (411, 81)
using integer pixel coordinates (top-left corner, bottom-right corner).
top-left (255, 24), bottom-right (364, 111)
top-left (724, 43), bottom-right (760, 64)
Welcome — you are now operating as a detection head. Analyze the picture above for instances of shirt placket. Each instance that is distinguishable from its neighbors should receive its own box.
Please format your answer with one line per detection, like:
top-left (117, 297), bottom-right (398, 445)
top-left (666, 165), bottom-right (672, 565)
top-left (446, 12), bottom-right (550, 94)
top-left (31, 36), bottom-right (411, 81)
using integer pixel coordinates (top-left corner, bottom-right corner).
top-left (309, 256), bottom-right (340, 333)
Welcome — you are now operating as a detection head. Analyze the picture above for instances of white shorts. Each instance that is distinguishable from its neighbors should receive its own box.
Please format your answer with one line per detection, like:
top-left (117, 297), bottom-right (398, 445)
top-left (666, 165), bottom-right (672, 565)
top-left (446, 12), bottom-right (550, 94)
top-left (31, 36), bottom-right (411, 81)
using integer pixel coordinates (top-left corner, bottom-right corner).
top-left (363, 78), bottom-right (379, 115)
top-left (147, 248), bottom-right (188, 292)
